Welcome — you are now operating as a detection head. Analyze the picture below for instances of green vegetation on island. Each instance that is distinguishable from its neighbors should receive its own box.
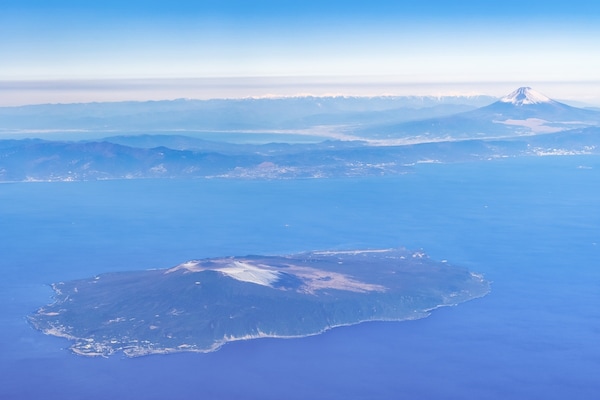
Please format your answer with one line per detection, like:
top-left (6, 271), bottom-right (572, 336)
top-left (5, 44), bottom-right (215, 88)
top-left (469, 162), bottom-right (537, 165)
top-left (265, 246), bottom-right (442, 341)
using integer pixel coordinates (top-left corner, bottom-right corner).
top-left (29, 249), bottom-right (490, 357)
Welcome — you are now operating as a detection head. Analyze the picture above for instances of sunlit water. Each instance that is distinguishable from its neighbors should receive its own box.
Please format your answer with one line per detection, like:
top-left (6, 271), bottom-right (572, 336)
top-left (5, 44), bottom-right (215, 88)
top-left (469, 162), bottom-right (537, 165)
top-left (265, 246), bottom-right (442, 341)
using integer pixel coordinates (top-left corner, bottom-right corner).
top-left (1, 156), bottom-right (599, 399)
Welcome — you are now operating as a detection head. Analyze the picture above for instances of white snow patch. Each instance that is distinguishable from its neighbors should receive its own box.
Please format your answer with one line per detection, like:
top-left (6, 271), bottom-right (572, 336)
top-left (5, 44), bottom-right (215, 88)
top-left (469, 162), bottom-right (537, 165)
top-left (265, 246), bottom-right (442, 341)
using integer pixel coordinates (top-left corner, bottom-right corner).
top-left (500, 87), bottom-right (553, 105)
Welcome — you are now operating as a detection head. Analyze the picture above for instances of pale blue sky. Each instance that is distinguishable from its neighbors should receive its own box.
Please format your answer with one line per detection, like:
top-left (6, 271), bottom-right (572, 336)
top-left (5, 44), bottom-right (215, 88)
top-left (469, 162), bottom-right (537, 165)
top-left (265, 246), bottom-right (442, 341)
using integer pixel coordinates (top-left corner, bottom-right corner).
top-left (2, 1), bottom-right (600, 105)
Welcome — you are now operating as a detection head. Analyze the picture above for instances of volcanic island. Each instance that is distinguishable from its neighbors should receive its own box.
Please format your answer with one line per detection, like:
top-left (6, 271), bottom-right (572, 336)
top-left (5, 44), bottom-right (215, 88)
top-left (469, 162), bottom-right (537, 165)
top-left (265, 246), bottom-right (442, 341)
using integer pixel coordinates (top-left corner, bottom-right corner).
top-left (29, 248), bottom-right (490, 357)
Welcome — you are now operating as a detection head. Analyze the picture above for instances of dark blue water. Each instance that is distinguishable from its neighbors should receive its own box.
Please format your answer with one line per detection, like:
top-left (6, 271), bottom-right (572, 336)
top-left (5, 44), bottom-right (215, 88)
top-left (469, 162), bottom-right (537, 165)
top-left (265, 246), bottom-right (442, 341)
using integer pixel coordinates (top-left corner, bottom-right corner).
top-left (1, 156), bottom-right (599, 400)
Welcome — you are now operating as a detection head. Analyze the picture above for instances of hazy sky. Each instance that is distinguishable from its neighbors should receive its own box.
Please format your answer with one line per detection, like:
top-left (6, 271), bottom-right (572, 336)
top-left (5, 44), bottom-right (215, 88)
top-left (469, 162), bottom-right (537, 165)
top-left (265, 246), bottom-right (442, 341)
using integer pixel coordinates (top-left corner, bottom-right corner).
top-left (2, 1), bottom-right (600, 105)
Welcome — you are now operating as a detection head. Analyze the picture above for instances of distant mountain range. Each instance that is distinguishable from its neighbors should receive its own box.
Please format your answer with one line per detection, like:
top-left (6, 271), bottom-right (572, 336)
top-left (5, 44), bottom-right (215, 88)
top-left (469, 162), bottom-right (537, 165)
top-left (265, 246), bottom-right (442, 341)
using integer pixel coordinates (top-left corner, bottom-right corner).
top-left (1, 88), bottom-right (599, 182)
top-left (359, 87), bottom-right (600, 142)
top-left (0, 95), bottom-right (495, 137)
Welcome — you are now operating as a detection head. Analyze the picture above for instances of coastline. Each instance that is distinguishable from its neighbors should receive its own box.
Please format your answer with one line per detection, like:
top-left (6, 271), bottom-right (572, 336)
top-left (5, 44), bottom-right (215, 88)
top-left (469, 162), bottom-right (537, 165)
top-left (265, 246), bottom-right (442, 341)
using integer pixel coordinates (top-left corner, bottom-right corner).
top-left (29, 249), bottom-right (491, 358)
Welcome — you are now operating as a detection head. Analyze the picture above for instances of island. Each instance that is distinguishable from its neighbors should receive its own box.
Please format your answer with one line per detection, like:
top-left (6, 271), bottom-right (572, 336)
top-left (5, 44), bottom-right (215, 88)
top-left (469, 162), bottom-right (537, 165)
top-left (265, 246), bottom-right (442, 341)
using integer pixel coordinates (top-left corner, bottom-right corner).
top-left (29, 248), bottom-right (490, 357)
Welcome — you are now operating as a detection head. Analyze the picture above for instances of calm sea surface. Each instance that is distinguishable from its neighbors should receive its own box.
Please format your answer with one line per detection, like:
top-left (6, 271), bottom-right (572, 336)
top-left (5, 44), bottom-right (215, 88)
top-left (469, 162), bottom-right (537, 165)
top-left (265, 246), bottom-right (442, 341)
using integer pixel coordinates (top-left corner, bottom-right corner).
top-left (1, 156), bottom-right (599, 400)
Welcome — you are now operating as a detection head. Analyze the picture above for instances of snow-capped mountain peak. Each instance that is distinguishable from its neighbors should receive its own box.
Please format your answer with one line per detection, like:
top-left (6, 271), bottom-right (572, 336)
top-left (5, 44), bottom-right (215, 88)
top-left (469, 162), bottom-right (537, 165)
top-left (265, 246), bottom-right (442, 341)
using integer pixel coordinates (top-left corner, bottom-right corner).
top-left (499, 87), bottom-right (553, 106)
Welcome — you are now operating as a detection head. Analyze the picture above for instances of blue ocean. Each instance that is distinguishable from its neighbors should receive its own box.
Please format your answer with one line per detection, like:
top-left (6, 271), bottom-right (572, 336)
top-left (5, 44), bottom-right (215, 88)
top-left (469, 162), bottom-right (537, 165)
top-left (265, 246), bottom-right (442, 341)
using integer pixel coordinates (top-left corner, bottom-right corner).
top-left (1, 156), bottom-right (599, 400)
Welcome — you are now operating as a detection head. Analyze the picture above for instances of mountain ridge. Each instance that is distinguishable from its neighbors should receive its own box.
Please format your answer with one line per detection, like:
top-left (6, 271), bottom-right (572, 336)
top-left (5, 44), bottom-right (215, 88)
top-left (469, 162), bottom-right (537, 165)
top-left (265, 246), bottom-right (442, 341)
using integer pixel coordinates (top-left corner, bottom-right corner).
top-left (0, 95), bottom-right (495, 136)
top-left (499, 87), bottom-right (554, 105)
top-left (1, 125), bottom-right (599, 182)
top-left (359, 87), bottom-right (600, 140)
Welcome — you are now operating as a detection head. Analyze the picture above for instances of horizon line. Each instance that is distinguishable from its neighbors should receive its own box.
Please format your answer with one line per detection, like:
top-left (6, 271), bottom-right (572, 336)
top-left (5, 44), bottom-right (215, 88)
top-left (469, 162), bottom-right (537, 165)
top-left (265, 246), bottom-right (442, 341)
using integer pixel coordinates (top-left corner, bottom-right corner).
top-left (2, 79), bottom-right (600, 107)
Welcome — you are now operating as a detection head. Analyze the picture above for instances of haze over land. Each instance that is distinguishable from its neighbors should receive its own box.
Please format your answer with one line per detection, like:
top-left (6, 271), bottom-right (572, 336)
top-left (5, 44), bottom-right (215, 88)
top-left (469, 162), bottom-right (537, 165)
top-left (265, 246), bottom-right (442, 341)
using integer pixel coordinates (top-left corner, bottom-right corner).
top-left (2, 2), bottom-right (600, 106)
top-left (3, 1), bottom-right (600, 399)
top-left (1, 87), bottom-right (599, 182)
